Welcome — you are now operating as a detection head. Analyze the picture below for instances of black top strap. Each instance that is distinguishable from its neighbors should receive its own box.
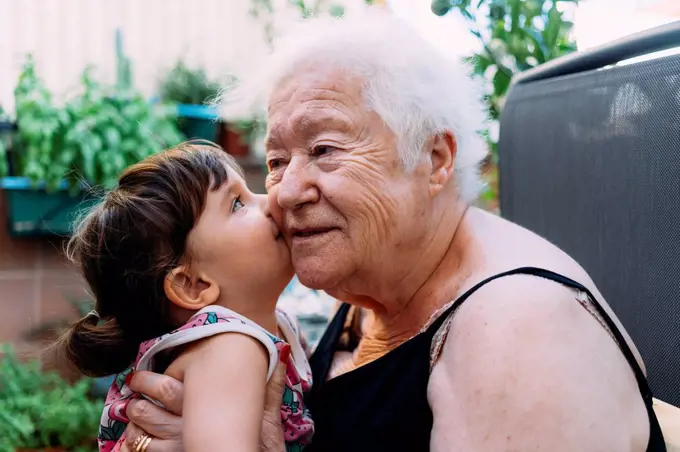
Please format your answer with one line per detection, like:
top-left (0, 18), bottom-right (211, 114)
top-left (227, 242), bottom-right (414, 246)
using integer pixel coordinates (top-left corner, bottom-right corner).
top-left (309, 303), bottom-right (351, 387)
top-left (426, 267), bottom-right (653, 401)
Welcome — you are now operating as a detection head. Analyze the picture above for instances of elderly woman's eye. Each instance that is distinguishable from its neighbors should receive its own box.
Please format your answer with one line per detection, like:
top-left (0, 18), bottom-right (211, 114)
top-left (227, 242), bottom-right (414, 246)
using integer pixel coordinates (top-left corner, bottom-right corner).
top-left (313, 145), bottom-right (335, 156)
top-left (268, 159), bottom-right (281, 170)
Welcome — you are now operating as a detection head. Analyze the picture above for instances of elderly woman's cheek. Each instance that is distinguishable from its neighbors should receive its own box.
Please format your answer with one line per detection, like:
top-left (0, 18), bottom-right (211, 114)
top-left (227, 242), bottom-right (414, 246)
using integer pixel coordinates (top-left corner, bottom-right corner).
top-left (349, 174), bottom-right (400, 244)
top-left (265, 172), bottom-right (281, 192)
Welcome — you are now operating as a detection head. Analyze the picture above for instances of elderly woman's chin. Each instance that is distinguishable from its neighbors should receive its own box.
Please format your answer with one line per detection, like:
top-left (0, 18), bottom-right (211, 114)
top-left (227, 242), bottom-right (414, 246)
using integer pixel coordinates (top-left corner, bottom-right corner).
top-left (292, 250), bottom-right (351, 292)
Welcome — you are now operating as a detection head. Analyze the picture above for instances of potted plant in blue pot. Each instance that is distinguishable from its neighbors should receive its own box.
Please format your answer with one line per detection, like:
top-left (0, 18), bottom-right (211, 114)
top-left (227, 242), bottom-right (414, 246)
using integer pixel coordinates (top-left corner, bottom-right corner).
top-left (158, 61), bottom-right (224, 142)
top-left (1, 57), bottom-right (185, 237)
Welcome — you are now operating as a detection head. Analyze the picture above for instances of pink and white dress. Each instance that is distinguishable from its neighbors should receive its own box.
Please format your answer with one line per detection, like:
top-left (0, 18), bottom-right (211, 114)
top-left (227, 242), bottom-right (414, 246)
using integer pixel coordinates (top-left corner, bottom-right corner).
top-left (98, 306), bottom-right (314, 452)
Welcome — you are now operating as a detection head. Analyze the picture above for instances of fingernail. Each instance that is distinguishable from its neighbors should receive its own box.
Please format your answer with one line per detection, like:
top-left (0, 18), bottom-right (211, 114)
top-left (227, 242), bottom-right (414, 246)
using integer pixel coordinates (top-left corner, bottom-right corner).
top-left (279, 344), bottom-right (291, 363)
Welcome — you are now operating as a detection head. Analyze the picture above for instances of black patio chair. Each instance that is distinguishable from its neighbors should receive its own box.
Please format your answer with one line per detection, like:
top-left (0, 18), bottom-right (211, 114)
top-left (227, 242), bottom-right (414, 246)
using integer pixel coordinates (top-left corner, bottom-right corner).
top-left (499, 21), bottom-right (680, 411)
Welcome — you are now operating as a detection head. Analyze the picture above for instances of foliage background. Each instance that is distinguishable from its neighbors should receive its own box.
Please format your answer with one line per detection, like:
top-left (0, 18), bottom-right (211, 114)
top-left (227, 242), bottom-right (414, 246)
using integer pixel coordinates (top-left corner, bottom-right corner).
top-left (431, 0), bottom-right (579, 209)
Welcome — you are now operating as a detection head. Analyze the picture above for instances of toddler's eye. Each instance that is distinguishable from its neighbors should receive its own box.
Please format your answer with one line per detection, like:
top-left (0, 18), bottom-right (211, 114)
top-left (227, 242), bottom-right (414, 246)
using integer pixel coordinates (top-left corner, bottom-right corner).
top-left (232, 197), bottom-right (245, 212)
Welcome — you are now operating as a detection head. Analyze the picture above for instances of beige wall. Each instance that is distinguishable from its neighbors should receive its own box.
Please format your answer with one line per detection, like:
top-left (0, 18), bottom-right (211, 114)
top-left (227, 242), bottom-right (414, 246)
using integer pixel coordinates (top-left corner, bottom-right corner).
top-left (0, 0), bottom-right (373, 113)
top-left (0, 189), bottom-right (86, 352)
top-left (0, 0), bottom-right (277, 112)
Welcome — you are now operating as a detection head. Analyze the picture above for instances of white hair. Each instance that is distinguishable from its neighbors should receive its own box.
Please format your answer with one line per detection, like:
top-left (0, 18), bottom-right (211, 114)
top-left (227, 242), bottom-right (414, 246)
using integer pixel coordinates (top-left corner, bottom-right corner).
top-left (218, 9), bottom-right (488, 202)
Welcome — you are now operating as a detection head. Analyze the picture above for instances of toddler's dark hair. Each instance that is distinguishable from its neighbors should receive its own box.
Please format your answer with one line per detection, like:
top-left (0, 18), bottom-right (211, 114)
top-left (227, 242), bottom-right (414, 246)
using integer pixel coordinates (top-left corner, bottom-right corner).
top-left (57, 141), bottom-right (241, 377)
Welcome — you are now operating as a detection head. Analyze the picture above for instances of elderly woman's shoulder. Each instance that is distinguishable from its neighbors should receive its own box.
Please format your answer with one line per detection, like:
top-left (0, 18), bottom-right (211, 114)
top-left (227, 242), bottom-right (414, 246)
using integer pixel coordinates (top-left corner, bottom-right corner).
top-left (452, 265), bottom-right (591, 329)
top-left (428, 262), bottom-right (651, 450)
top-left (445, 257), bottom-right (622, 362)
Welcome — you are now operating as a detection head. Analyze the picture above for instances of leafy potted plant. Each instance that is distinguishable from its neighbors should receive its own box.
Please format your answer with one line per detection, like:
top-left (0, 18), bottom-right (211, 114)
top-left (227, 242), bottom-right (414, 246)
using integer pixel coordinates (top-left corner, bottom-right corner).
top-left (2, 56), bottom-right (184, 236)
top-left (158, 62), bottom-right (260, 158)
top-left (0, 106), bottom-right (14, 177)
top-left (158, 61), bottom-right (223, 142)
top-left (0, 346), bottom-right (102, 452)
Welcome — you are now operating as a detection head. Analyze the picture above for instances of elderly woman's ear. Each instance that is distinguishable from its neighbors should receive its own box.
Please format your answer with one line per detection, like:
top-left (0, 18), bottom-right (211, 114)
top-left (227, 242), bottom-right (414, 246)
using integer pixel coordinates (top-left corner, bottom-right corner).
top-left (428, 131), bottom-right (457, 195)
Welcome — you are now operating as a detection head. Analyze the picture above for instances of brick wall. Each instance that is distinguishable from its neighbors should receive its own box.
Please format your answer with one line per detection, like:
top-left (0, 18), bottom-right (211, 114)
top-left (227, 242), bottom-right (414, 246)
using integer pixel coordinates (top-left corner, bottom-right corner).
top-left (0, 163), bottom-right (266, 352)
top-left (0, 190), bottom-right (87, 356)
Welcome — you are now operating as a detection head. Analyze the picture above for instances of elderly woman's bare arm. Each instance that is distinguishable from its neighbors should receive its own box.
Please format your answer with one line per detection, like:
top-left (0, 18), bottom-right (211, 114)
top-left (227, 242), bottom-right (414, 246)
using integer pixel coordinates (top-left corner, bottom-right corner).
top-left (428, 276), bottom-right (650, 452)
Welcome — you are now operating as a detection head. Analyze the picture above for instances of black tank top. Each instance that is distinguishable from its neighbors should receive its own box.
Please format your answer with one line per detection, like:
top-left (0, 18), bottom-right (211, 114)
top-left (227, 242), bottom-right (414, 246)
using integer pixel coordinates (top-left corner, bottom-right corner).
top-left (304, 267), bottom-right (666, 451)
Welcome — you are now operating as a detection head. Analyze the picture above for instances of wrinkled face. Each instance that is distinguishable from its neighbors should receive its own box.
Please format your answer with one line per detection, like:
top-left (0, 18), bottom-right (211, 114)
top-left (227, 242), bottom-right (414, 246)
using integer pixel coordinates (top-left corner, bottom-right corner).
top-left (265, 68), bottom-right (430, 292)
top-left (189, 166), bottom-right (293, 301)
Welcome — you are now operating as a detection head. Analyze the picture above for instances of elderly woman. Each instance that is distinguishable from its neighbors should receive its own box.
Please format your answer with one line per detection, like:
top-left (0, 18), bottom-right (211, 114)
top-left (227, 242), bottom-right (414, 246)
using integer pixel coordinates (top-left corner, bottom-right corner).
top-left (122, 11), bottom-right (665, 452)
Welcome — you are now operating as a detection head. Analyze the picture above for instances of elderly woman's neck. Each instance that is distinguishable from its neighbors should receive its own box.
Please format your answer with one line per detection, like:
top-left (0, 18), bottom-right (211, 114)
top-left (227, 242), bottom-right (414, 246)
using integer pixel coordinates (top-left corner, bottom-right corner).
top-left (391, 207), bottom-right (473, 313)
top-left (337, 203), bottom-right (479, 349)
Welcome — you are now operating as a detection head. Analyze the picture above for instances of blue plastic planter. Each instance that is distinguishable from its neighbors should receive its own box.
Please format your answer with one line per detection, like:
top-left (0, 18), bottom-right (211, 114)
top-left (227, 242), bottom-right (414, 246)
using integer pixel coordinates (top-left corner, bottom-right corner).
top-left (0, 177), bottom-right (100, 237)
top-left (176, 104), bottom-right (220, 142)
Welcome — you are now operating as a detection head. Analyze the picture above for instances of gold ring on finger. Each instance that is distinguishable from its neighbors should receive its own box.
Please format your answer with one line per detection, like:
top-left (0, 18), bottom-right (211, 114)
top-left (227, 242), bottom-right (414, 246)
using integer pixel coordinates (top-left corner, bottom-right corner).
top-left (133, 433), bottom-right (153, 452)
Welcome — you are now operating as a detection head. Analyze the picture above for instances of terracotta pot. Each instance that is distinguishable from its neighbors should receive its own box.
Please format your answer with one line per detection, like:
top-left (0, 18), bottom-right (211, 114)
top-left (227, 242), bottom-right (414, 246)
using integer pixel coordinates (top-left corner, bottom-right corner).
top-left (219, 123), bottom-right (250, 157)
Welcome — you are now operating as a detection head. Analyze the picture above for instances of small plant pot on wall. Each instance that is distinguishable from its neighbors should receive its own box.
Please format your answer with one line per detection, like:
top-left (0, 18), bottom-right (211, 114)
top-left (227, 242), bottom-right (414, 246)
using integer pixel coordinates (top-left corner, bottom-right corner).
top-left (176, 104), bottom-right (219, 142)
top-left (0, 178), bottom-right (100, 237)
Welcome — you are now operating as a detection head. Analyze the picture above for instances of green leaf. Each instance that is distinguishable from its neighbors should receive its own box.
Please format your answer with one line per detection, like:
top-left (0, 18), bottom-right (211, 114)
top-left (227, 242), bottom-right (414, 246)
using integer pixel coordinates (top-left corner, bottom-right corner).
top-left (489, 3), bottom-right (504, 21)
top-left (510, 0), bottom-right (521, 32)
top-left (558, 41), bottom-right (577, 55)
top-left (470, 53), bottom-right (494, 76)
top-left (81, 142), bottom-right (96, 182)
top-left (492, 67), bottom-right (512, 98)
top-left (524, 0), bottom-right (544, 17)
top-left (520, 28), bottom-right (548, 64)
top-left (543, 6), bottom-right (562, 51)
top-left (104, 126), bottom-right (121, 151)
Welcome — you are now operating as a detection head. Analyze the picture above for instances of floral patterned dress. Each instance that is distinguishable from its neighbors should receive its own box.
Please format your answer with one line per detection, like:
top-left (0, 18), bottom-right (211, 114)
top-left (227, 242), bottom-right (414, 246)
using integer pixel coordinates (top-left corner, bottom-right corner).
top-left (98, 306), bottom-right (314, 452)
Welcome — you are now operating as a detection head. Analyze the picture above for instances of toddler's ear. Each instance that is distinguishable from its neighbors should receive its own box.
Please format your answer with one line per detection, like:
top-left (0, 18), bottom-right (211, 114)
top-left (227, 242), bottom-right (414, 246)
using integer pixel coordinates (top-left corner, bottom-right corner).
top-left (164, 266), bottom-right (220, 310)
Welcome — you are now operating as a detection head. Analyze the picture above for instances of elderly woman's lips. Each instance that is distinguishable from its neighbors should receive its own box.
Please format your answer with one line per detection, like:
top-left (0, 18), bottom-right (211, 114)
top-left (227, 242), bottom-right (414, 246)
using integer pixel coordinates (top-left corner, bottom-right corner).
top-left (291, 227), bottom-right (336, 240)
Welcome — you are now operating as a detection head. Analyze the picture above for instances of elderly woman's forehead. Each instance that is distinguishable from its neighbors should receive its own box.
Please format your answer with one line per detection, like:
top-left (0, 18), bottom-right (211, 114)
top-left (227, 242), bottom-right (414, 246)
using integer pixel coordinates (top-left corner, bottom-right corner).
top-left (269, 67), bottom-right (365, 107)
top-left (266, 72), bottom-right (367, 139)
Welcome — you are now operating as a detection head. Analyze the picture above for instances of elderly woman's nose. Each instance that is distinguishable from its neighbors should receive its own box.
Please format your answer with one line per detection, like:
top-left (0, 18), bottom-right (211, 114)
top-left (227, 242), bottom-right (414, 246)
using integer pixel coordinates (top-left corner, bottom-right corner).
top-left (277, 160), bottom-right (319, 209)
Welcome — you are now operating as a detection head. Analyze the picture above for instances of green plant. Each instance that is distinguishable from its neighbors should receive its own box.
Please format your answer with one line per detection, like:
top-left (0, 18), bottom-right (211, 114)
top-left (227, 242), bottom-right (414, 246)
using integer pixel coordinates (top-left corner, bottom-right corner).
top-left (0, 346), bottom-right (102, 452)
top-left (0, 105), bottom-right (10, 177)
top-left (432, 0), bottom-right (578, 133)
top-left (431, 0), bottom-right (578, 211)
top-left (158, 61), bottom-right (223, 105)
top-left (249, 0), bottom-right (378, 45)
top-left (13, 56), bottom-right (185, 191)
